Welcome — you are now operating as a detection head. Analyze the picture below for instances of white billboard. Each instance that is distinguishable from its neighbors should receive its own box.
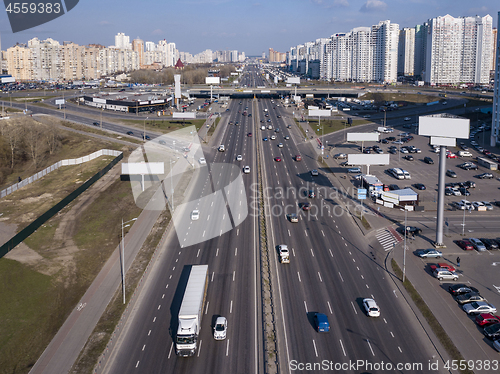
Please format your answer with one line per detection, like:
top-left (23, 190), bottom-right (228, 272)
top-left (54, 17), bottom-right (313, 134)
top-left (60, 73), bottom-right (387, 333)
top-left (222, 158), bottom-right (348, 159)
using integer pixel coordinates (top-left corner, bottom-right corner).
top-left (55, 99), bottom-right (65, 105)
top-left (173, 112), bottom-right (196, 119)
top-left (309, 109), bottom-right (331, 117)
top-left (418, 115), bottom-right (469, 139)
top-left (205, 77), bottom-right (220, 84)
top-left (347, 154), bottom-right (390, 166)
top-left (287, 77), bottom-right (300, 84)
top-left (347, 133), bottom-right (379, 142)
top-left (121, 162), bottom-right (165, 175)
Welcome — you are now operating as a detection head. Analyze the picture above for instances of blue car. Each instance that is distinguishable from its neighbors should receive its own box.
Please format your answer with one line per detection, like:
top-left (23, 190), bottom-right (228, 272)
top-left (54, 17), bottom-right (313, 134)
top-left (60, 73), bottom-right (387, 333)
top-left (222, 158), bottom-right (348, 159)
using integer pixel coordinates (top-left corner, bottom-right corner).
top-left (313, 313), bottom-right (330, 332)
top-left (263, 137), bottom-right (268, 141)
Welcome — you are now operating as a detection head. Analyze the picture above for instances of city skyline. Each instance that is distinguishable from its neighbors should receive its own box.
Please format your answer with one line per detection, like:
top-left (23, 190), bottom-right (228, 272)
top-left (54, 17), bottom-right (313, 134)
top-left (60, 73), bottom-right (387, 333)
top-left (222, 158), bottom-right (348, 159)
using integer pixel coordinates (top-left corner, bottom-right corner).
top-left (0, 0), bottom-right (498, 56)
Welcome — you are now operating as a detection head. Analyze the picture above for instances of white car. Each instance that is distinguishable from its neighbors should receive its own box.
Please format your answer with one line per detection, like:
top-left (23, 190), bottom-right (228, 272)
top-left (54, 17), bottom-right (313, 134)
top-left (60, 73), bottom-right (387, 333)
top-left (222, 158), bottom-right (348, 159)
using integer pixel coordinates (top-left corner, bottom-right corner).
top-left (218, 145), bottom-right (225, 152)
top-left (482, 201), bottom-right (494, 211)
top-left (310, 169), bottom-right (319, 176)
top-left (198, 158), bottom-right (206, 165)
top-left (271, 135), bottom-right (276, 140)
top-left (463, 301), bottom-right (497, 315)
top-left (236, 155), bottom-right (243, 161)
top-left (278, 143), bottom-right (283, 148)
top-left (472, 201), bottom-right (484, 210)
top-left (191, 210), bottom-right (200, 220)
top-left (243, 166), bottom-right (250, 174)
top-left (213, 316), bottom-right (227, 340)
top-left (404, 117), bottom-right (411, 121)
top-left (363, 298), bottom-right (380, 317)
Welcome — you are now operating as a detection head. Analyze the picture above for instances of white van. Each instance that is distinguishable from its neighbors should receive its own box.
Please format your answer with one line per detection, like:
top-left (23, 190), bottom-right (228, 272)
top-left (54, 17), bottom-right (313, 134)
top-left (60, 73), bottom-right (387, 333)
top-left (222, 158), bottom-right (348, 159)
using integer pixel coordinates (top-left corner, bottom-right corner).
top-left (390, 168), bottom-right (405, 180)
top-left (458, 151), bottom-right (472, 157)
top-left (402, 170), bottom-right (411, 179)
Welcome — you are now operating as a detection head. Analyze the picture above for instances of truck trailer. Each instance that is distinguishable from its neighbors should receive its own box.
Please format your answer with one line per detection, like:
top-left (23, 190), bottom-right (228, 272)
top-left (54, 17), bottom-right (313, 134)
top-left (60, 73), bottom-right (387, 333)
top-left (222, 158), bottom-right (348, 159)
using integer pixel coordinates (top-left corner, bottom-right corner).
top-left (176, 265), bottom-right (209, 357)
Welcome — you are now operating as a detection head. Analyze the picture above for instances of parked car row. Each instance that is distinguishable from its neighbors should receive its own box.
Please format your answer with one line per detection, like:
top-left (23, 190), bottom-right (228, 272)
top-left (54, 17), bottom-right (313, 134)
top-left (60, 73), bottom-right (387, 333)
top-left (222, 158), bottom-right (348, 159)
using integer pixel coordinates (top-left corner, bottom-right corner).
top-left (446, 284), bottom-right (500, 348)
top-left (456, 238), bottom-right (500, 251)
top-left (451, 200), bottom-right (495, 211)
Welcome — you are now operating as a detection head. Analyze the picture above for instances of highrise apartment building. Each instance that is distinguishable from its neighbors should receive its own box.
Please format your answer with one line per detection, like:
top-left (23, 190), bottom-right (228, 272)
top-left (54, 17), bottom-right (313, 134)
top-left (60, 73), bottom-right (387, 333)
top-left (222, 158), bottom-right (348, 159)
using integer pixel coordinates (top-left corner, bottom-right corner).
top-left (115, 33), bottom-right (131, 50)
top-left (398, 28), bottom-right (415, 76)
top-left (492, 12), bottom-right (500, 147)
top-left (295, 20), bottom-right (399, 83)
top-left (132, 38), bottom-right (144, 66)
top-left (422, 14), bottom-right (493, 85)
top-left (269, 48), bottom-right (287, 63)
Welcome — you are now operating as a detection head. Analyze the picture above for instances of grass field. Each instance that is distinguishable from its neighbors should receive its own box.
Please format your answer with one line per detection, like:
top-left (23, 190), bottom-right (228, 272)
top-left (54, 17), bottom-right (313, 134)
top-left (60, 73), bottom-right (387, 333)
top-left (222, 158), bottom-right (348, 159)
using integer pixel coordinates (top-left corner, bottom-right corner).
top-left (121, 118), bottom-right (205, 134)
top-left (307, 118), bottom-right (370, 135)
top-left (0, 126), bottom-right (142, 373)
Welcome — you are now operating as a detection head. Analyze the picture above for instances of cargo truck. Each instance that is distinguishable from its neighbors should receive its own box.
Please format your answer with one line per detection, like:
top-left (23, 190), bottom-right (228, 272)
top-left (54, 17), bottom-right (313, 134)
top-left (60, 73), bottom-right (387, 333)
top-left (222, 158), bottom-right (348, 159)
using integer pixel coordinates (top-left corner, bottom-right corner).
top-left (176, 265), bottom-right (209, 357)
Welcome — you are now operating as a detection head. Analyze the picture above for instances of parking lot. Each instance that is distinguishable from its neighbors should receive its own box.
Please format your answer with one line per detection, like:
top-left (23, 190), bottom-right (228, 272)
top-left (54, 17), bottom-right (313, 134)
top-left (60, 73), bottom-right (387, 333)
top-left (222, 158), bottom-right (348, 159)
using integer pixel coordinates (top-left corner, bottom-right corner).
top-left (331, 123), bottom-right (500, 211)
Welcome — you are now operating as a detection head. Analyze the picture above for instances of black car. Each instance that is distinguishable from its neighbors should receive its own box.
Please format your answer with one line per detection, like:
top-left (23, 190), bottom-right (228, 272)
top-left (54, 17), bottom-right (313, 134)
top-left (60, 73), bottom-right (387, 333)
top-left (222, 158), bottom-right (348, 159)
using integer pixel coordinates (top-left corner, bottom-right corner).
top-left (404, 155), bottom-right (414, 161)
top-left (483, 323), bottom-right (500, 340)
top-left (389, 184), bottom-right (400, 190)
top-left (480, 238), bottom-right (499, 250)
top-left (424, 157), bottom-right (434, 164)
top-left (308, 190), bottom-right (316, 198)
top-left (126, 131), bottom-right (134, 135)
top-left (92, 121), bottom-right (100, 126)
top-left (413, 183), bottom-right (426, 190)
top-left (448, 284), bottom-right (479, 296)
top-left (399, 226), bottom-right (422, 235)
top-left (463, 180), bottom-right (476, 189)
top-left (458, 187), bottom-right (470, 196)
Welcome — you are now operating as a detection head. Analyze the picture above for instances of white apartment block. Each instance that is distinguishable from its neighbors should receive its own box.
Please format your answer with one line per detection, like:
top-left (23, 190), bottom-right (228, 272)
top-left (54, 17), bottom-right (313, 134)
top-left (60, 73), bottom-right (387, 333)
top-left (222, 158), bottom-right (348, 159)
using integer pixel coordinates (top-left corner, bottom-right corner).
top-left (304, 20), bottom-right (399, 83)
top-left (115, 32), bottom-right (131, 50)
top-left (398, 28), bottom-right (415, 76)
top-left (424, 14), bottom-right (493, 85)
top-left (491, 12), bottom-right (500, 146)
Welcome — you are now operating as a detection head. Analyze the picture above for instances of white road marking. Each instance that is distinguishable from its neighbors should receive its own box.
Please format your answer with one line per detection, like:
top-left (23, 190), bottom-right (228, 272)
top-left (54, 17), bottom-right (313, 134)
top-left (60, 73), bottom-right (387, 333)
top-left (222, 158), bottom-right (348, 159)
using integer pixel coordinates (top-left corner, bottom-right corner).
top-left (216, 248), bottom-right (219, 257)
top-left (310, 248), bottom-right (314, 257)
top-left (390, 331), bottom-right (394, 338)
top-left (350, 301), bottom-right (357, 314)
top-left (148, 330), bottom-right (151, 336)
top-left (233, 271), bottom-right (235, 281)
top-left (367, 339), bottom-right (375, 356)
top-left (304, 300), bottom-right (308, 313)
top-left (142, 344), bottom-right (146, 351)
top-left (318, 272), bottom-right (323, 282)
top-left (339, 272), bottom-right (344, 282)
top-left (153, 317), bottom-right (156, 322)
top-left (327, 301), bottom-right (333, 314)
top-left (230, 300), bottom-right (233, 313)
top-left (340, 339), bottom-right (346, 356)
top-left (196, 249), bottom-right (200, 257)
top-left (211, 272), bottom-right (214, 282)
top-left (205, 301), bottom-right (210, 315)
top-left (235, 247), bottom-right (238, 256)
top-left (162, 294), bottom-right (165, 299)
top-left (136, 361), bottom-right (140, 368)
top-left (298, 272), bottom-right (302, 282)
top-left (398, 346), bottom-right (402, 353)
top-left (312, 339), bottom-right (318, 357)
top-left (197, 340), bottom-right (202, 357)
top-left (167, 342), bottom-right (173, 359)
top-left (321, 230), bottom-right (325, 237)
top-left (226, 339), bottom-right (230, 356)
top-left (329, 249), bottom-right (333, 257)
top-left (158, 305), bottom-right (161, 310)
top-left (288, 229), bottom-right (291, 236)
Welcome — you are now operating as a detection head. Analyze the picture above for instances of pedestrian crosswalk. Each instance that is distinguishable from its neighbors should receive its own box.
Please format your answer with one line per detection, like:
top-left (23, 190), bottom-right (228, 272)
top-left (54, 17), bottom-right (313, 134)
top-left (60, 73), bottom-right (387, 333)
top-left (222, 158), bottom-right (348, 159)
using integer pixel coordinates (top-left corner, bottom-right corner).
top-left (376, 227), bottom-right (403, 251)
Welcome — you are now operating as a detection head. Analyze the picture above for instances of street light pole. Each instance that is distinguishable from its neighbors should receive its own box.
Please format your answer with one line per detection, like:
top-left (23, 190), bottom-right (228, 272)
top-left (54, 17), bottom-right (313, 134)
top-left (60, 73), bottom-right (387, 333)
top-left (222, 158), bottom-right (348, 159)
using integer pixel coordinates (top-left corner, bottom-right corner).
top-left (403, 208), bottom-right (407, 283)
top-left (121, 217), bottom-right (138, 304)
top-left (144, 116), bottom-right (148, 141)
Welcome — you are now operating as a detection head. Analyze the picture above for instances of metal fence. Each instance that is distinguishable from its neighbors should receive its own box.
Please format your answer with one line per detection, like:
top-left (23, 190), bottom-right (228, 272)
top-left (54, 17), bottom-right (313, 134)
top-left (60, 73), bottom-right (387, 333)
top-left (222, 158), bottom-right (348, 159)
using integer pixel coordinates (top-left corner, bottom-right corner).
top-left (1, 149), bottom-right (122, 199)
top-left (0, 151), bottom-right (123, 258)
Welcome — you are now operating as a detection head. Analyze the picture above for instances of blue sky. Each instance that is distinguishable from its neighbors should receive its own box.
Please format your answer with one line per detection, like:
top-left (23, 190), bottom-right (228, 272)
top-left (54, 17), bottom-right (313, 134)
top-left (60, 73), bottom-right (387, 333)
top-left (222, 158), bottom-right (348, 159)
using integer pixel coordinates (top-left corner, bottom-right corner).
top-left (0, 0), bottom-right (498, 56)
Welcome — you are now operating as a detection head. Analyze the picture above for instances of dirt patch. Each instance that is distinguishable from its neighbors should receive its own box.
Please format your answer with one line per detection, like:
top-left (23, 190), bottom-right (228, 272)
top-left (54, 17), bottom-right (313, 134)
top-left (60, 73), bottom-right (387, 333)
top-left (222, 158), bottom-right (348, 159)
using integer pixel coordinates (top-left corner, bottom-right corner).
top-left (4, 243), bottom-right (44, 267)
top-left (18, 193), bottom-right (54, 205)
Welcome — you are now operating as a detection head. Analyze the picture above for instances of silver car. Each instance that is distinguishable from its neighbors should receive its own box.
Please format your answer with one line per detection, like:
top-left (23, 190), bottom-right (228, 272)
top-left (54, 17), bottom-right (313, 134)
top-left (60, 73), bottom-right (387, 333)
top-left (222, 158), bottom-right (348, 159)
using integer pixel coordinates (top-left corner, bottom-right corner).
top-left (469, 238), bottom-right (486, 251)
top-left (463, 301), bottom-right (497, 315)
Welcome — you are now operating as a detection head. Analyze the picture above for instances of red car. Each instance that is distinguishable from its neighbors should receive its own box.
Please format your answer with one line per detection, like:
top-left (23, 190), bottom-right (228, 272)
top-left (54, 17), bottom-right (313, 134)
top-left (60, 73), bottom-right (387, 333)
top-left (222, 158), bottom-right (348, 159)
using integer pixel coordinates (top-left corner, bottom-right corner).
top-left (275, 157), bottom-right (281, 162)
top-left (430, 263), bottom-right (456, 272)
top-left (457, 239), bottom-right (474, 251)
top-left (446, 153), bottom-right (457, 158)
top-left (475, 313), bottom-right (500, 327)
top-left (295, 155), bottom-right (302, 161)
top-left (247, 132), bottom-right (252, 137)
top-left (302, 202), bottom-right (311, 211)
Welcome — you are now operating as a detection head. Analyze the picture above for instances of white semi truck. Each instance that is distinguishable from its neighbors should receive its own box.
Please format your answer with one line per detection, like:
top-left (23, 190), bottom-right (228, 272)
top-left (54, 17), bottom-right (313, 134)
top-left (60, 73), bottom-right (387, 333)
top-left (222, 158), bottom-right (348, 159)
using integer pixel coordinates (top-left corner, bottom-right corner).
top-left (176, 265), bottom-right (209, 357)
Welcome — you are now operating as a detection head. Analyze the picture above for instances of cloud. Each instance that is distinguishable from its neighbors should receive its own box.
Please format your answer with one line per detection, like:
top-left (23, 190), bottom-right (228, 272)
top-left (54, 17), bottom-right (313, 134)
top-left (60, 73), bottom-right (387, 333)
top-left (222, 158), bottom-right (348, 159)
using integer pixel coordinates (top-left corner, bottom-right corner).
top-left (333, 0), bottom-right (349, 7)
top-left (468, 6), bottom-right (489, 14)
top-left (151, 29), bottom-right (163, 36)
top-left (99, 20), bottom-right (111, 26)
top-left (360, 0), bottom-right (387, 13)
